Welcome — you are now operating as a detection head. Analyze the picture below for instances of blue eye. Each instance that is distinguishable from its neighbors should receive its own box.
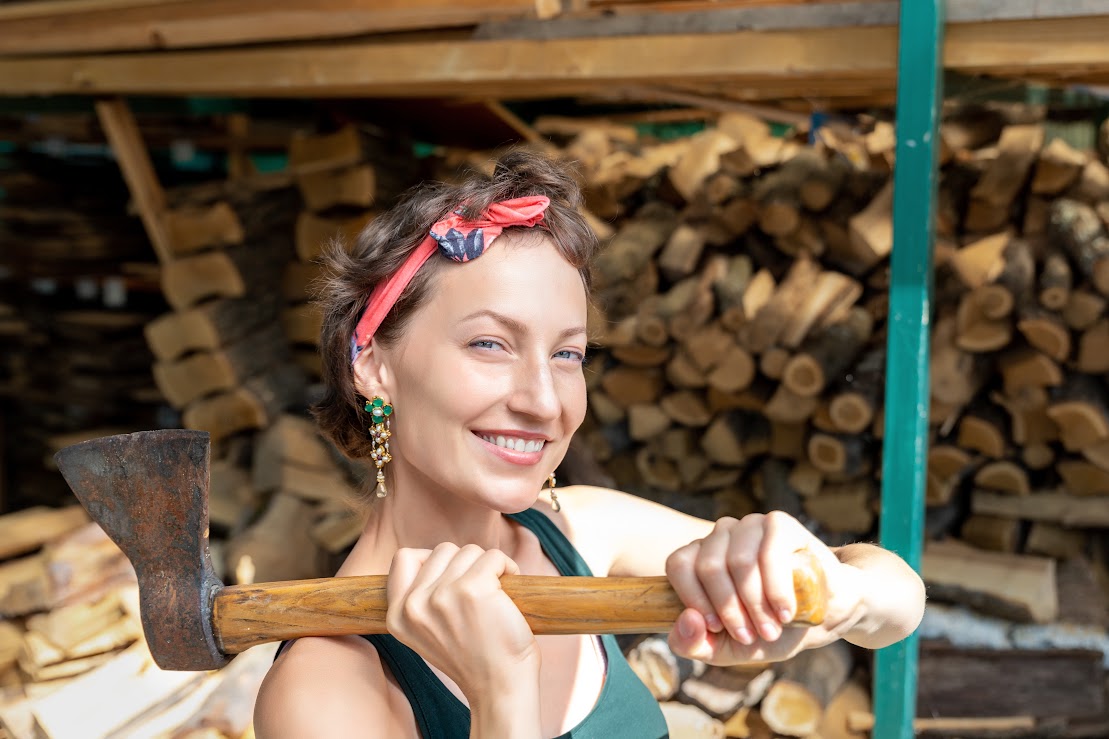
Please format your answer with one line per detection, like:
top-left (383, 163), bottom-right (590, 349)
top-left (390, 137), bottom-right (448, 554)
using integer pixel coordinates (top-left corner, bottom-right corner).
top-left (471, 339), bottom-right (502, 351)
top-left (555, 349), bottom-right (586, 363)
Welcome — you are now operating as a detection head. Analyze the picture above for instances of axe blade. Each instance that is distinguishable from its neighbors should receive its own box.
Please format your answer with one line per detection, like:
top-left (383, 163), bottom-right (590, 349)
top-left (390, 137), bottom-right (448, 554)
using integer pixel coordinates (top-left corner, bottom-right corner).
top-left (55, 429), bottom-right (228, 671)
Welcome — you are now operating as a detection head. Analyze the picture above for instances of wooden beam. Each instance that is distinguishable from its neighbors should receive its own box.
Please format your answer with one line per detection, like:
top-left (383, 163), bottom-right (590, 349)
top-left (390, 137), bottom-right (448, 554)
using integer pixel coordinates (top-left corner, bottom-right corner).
top-left (0, 0), bottom-right (551, 56)
top-left (2, 16), bottom-right (1108, 98)
top-left (93, 99), bottom-right (175, 263)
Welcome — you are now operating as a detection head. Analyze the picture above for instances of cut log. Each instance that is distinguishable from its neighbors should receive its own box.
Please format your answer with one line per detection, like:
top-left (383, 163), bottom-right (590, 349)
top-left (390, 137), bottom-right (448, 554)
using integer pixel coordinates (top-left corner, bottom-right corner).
top-left (657, 223), bottom-right (706, 281)
top-left (1056, 459), bottom-right (1109, 496)
top-left (1025, 523), bottom-right (1088, 560)
top-left (917, 644), bottom-right (1104, 719)
top-left (948, 231), bottom-right (1011, 290)
top-left (806, 432), bottom-right (870, 478)
top-left (1046, 374), bottom-right (1109, 451)
top-left (295, 210), bottom-right (373, 262)
top-left (954, 287), bottom-right (1012, 352)
top-left (1031, 137), bottom-right (1088, 195)
top-left (705, 345), bottom-right (756, 395)
top-left (152, 323), bottom-right (289, 408)
top-left (926, 445), bottom-right (976, 506)
top-left (1050, 198), bottom-right (1109, 296)
top-left (283, 259), bottom-right (323, 302)
top-left (628, 404), bottom-right (672, 442)
top-left (659, 702), bottom-right (725, 738)
top-left (1076, 318), bottom-right (1109, 374)
top-left (930, 314), bottom-right (986, 410)
top-left (960, 514), bottom-right (1021, 553)
top-left (973, 489), bottom-right (1109, 528)
top-left (997, 348), bottom-right (1062, 394)
top-left (144, 293), bottom-right (283, 360)
top-left (1022, 443), bottom-right (1056, 471)
top-left (1038, 251), bottom-right (1072, 310)
top-left (282, 302), bottom-right (324, 345)
top-left (660, 391), bottom-right (712, 428)
top-left (665, 351), bottom-right (708, 390)
top-left (182, 364), bottom-right (306, 442)
top-left (287, 125), bottom-right (363, 173)
top-left (1069, 158), bottom-right (1109, 203)
top-left (778, 271), bottom-right (861, 350)
top-left (1062, 288), bottom-right (1107, 331)
top-left (957, 404), bottom-right (1009, 459)
top-left (781, 307), bottom-right (872, 397)
top-left (760, 643), bottom-right (852, 737)
top-left (225, 493), bottom-right (329, 583)
top-left (600, 367), bottom-right (664, 407)
top-left (1016, 307), bottom-right (1071, 362)
top-left (297, 165), bottom-right (375, 212)
top-left (803, 480), bottom-right (875, 534)
top-left (922, 539), bottom-right (1057, 623)
top-left (635, 448), bottom-right (681, 492)
top-left (684, 324), bottom-right (736, 374)
top-left (625, 636), bottom-right (688, 701)
top-left (270, 461), bottom-right (358, 505)
top-left (973, 460), bottom-right (1030, 496)
top-left (739, 256), bottom-right (823, 354)
top-left (970, 124), bottom-right (1044, 211)
top-left (787, 462), bottom-right (823, 498)
top-left (818, 682), bottom-right (870, 739)
top-left (711, 255), bottom-right (753, 314)
top-left (161, 241), bottom-right (288, 310)
top-left (679, 664), bottom-right (774, 720)
top-left (0, 506), bottom-right (88, 561)
top-left (763, 386), bottom-right (818, 425)
top-left (165, 201), bottom-right (245, 255)
top-left (594, 205), bottom-right (678, 285)
top-left (758, 346), bottom-right (790, 381)
top-left (667, 129), bottom-right (738, 203)
top-left (846, 181), bottom-right (893, 271)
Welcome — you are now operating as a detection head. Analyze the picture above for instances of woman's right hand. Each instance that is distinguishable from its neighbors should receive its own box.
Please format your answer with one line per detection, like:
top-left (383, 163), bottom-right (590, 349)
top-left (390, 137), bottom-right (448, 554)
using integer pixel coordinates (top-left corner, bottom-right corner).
top-left (386, 543), bottom-right (541, 703)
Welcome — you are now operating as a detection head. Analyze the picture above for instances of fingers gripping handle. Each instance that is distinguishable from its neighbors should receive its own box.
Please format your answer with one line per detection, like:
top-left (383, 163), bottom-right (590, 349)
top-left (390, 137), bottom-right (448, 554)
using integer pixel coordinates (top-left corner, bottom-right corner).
top-left (214, 551), bottom-right (829, 654)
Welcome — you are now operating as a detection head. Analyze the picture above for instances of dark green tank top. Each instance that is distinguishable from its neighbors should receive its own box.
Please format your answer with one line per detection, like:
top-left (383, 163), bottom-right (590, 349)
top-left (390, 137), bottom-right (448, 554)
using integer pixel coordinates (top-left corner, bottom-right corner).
top-left (363, 508), bottom-right (670, 739)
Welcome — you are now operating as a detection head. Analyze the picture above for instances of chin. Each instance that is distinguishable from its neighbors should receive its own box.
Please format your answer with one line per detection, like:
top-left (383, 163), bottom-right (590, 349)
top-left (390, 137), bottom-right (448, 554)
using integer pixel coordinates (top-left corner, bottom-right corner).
top-left (478, 483), bottom-right (542, 515)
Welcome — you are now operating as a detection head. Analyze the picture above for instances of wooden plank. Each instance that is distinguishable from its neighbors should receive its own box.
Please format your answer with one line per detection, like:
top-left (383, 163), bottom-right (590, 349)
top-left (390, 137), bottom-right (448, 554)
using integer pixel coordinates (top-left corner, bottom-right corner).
top-left (0, 0), bottom-right (551, 55)
top-left (4, 16), bottom-right (1109, 98)
top-left (972, 488), bottom-right (1109, 527)
top-left (93, 99), bottom-right (175, 263)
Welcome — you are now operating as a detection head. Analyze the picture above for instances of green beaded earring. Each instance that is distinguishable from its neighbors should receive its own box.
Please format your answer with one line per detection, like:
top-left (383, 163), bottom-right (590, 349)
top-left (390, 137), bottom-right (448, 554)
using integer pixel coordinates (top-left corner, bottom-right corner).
top-left (365, 395), bottom-right (394, 498)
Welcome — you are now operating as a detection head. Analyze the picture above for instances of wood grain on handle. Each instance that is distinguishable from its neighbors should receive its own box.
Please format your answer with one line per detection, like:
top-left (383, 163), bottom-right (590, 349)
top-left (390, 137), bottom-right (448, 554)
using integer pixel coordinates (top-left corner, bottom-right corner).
top-left (213, 550), bottom-right (828, 654)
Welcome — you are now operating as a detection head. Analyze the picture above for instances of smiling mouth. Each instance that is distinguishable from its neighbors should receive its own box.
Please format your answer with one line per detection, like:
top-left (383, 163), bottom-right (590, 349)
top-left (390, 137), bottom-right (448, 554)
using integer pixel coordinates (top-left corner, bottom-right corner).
top-left (476, 433), bottom-right (546, 453)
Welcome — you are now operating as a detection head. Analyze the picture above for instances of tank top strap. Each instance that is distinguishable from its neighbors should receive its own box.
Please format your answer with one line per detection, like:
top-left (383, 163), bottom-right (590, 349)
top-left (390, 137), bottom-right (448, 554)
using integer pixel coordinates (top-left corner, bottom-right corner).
top-left (507, 508), bottom-right (593, 577)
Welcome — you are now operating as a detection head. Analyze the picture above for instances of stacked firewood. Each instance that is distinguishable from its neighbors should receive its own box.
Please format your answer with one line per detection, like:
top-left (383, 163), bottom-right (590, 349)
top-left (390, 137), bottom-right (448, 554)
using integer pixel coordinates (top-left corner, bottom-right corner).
top-left (0, 507), bottom-right (274, 739)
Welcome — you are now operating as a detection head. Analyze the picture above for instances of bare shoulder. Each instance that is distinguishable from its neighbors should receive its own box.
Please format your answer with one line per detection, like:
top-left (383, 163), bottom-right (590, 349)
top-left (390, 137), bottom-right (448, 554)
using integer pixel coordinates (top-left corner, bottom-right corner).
top-left (535, 486), bottom-right (714, 577)
top-left (254, 636), bottom-right (415, 739)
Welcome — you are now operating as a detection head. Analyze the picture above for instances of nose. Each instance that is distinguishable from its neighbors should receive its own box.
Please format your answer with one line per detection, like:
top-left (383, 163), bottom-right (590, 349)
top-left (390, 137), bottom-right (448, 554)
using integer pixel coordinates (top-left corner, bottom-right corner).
top-left (506, 352), bottom-right (561, 423)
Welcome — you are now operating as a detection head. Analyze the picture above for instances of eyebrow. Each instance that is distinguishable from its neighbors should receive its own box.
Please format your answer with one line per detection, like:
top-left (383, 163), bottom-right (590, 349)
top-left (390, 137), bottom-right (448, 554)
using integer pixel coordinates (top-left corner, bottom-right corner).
top-left (460, 309), bottom-right (586, 341)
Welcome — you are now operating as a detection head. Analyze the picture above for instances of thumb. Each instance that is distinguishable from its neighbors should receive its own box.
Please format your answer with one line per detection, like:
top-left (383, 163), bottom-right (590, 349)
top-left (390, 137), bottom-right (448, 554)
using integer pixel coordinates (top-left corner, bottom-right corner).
top-left (669, 608), bottom-right (716, 662)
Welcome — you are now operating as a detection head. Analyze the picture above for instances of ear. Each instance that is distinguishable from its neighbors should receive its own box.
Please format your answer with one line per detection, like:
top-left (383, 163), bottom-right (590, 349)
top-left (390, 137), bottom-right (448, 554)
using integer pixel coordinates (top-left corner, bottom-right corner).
top-left (351, 341), bottom-right (394, 401)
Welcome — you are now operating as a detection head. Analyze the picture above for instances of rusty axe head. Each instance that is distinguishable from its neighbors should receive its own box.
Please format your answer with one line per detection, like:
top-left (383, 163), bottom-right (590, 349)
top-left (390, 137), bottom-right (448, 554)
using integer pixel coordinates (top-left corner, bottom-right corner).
top-left (54, 429), bottom-right (229, 671)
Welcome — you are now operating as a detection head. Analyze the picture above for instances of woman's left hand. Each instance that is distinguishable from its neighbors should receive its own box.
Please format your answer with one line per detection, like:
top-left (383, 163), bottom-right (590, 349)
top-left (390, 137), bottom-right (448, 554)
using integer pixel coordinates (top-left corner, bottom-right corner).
top-left (665, 511), bottom-right (865, 664)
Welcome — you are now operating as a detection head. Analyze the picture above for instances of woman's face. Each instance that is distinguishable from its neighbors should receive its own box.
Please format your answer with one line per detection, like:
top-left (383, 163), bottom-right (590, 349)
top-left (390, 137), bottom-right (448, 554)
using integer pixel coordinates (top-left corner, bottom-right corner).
top-left (356, 233), bottom-right (589, 512)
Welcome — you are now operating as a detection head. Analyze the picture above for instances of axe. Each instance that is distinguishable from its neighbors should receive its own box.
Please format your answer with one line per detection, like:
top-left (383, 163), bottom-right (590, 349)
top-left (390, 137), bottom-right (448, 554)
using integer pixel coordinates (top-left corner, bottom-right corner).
top-left (54, 429), bottom-right (829, 671)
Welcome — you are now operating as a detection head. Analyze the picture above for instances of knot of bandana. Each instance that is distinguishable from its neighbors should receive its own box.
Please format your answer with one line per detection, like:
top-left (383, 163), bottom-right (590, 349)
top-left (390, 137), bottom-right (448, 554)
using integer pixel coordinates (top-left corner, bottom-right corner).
top-left (350, 195), bottom-right (550, 362)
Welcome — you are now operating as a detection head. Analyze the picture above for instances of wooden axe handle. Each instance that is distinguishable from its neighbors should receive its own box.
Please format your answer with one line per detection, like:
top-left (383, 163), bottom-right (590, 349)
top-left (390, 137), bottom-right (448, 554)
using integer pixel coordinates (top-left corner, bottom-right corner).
top-left (214, 550), bottom-right (828, 654)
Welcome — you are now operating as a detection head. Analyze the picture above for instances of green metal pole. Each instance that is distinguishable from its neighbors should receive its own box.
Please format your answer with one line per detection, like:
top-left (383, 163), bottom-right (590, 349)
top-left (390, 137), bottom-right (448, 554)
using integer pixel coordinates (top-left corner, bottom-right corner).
top-left (873, 1), bottom-right (944, 737)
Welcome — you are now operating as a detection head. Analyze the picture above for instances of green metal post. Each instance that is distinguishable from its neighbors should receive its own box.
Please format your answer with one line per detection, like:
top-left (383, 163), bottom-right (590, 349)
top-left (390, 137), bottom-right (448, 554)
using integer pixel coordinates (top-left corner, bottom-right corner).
top-left (873, 1), bottom-right (944, 737)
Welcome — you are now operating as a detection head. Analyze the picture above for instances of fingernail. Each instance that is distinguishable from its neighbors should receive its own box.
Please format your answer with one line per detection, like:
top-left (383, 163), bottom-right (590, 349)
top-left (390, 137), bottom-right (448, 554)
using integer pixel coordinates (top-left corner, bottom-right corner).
top-left (678, 618), bottom-right (694, 640)
top-left (759, 622), bottom-right (781, 641)
top-left (735, 627), bottom-right (754, 645)
top-left (779, 608), bottom-right (793, 623)
top-left (705, 614), bottom-right (722, 632)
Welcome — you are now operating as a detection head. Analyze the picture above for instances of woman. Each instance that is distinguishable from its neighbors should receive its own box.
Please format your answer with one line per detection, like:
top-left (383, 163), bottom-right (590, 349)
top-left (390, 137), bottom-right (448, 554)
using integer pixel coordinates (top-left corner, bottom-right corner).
top-left (254, 151), bottom-right (925, 738)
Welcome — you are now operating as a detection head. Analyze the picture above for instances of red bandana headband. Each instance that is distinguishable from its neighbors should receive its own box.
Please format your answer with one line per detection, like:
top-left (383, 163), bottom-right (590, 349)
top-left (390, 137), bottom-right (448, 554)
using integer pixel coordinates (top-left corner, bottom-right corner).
top-left (350, 195), bottom-right (551, 362)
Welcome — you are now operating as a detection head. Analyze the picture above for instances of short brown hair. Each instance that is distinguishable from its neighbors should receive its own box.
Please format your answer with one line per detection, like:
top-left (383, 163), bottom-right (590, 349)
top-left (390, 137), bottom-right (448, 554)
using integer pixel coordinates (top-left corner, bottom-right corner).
top-left (313, 150), bottom-right (599, 460)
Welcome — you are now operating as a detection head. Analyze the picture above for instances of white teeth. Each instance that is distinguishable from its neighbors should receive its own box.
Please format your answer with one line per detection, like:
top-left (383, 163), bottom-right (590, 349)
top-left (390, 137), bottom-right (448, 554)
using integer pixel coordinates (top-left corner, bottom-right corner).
top-left (480, 434), bottom-right (545, 453)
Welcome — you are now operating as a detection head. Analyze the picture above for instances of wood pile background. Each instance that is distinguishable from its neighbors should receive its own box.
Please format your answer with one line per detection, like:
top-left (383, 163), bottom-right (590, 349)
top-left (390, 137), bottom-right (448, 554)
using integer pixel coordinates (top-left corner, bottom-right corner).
top-left (1, 106), bottom-right (1109, 737)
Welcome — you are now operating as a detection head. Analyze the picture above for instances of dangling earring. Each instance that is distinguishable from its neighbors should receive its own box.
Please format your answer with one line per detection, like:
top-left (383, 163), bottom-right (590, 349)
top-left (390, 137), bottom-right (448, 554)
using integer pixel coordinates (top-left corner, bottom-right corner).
top-left (365, 395), bottom-right (393, 498)
top-left (547, 473), bottom-right (560, 513)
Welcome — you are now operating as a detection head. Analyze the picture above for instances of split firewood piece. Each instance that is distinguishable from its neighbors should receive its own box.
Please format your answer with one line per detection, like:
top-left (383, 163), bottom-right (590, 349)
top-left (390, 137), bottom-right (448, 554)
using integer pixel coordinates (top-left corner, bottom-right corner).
top-left (659, 702), bottom-right (725, 738)
top-left (756, 458), bottom-right (804, 518)
top-left (1025, 523), bottom-right (1088, 560)
top-left (974, 460), bottom-right (1030, 496)
top-left (588, 390), bottom-right (625, 425)
top-left (1081, 436), bottom-right (1109, 472)
top-left (625, 636), bottom-right (691, 701)
top-left (799, 154), bottom-right (849, 213)
top-left (803, 480), bottom-right (875, 534)
top-left (628, 404), bottom-right (673, 442)
top-left (967, 124), bottom-right (1044, 228)
top-left (144, 293), bottom-right (283, 360)
top-left (282, 302), bottom-right (324, 345)
top-left (817, 681), bottom-right (870, 739)
top-left (684, 324), bottom-right (737, 374)
top-left (757, 346), bottom-right (790, 381)
top-left (283, 259), bottom-right (323, 302)
top-left (1016, 307), bottom-right (1071, 362)
top-left (761, 641), bottom-right (852, 737)
top-left (225, 493), bottom-right (330, 583)
top-left (635, 447), bottom-right (682, 491)
top-left (165, 201), bottom-right (245, 255)
top-left (997, 347), bottom-right (1062, 394)
top-left (1049, 198), bottom-right (1109, 296)
top-left (295, 210), bottom-right (374, 262)
top-left (788, 462), bottom-right (824, 498)
top-left (667, 129), bottom-right (739, 203)
top-left (806, 432), bottom-right (871, 479)
top-left (311, 509), bottom-right (365, 554)
top-left (845, 180), bottom-right (893, 272)
top-left (1062, 287), bottom-right (1107, 331)
top-left (287, 125), bottom-right (363, 174)
top-left (660, 391), bottom-right (713, 428)
top-left (991, 386), bottom-right (1058, 447)
top-left (705, 344), bottom-right (756, 395)
top-left (1056, 458), bottom-right (1109, 496)
top-left (1023, 443), bottom-right (1056, 471)
top-left (948, 230), bottom-right (1011, 290)
top-left (1039, 251), bottom-right (1072, 310)
top-left (739, 255), bottom-right (822, 354)
top-left (957, 403), bottom-right (1009, 459)
top-left (600, 367), bottom-right (664, 407)
top-left (182, 363), bottom-right (306, 442)
top-left (778, 271), bottom-right (862, 350)
top-left (828, 346), bottom-right (884, 434)
top-left (253, 414), bottom-right (337, 487)
top-left (1069, 158), bottom-right (1109, 202)
top-left (1031, 137), bottom-right (1088, 195)
top-left (763, 385), bottom-right (818, 425)
top-left (0, 620), bottom-right (20, 671)
top-left (954, 286), bottom-right (1012, 352)
top-left (24, 590), bottom-right (124, 654)
top-left (670, 257), bottom-right (727, 339)
top-left (711, 255), bottom-right (753, 316)
top-left (960, 514), bottom-right (1022, 553)
top-left (268, 461), bottom-right (358, 506)
top-left (781, 307), bottom-right (872, 398)
top-left (921, 539), bottom-right (1057, 623)
top-left (930, 314), bottom-right (986, 411)
top-left (973, 489), bottom-right (1109, 528)
top-left (926, 445), bottom-right (976, 506)
top-left (0, 553), bottom-right (50, 617)
top-left (152, 323), bottom-right (290, 408)
top-left (594, 204), bottom-right (678, 285)
top-left (0, 505), bottom-right (88, 561)
top-left (700, 411), bottom-right (770, 467)
top-left (666, 351), bottom-right (708, 390)
top-left (161, 241), bottom-right (288, 310)
top-left (1046, 374), bottom-right (1109, 451)
top-left (297, 165), bottom-right (375, 212)
top-left (1076, 318), bottom-right (1109, 373)
top-left (679, 664), bottom-right (775, 720)
top-left (657, 223), bottom-right (707, 280)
